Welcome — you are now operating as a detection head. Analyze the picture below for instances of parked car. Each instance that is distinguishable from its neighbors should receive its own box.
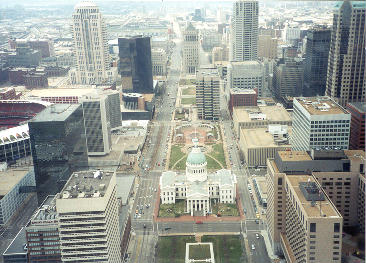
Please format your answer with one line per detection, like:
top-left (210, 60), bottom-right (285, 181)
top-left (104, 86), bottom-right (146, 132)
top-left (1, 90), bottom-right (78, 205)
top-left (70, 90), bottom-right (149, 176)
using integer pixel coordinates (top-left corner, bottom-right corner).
top-left (251, 244), bottom-right (255, 250)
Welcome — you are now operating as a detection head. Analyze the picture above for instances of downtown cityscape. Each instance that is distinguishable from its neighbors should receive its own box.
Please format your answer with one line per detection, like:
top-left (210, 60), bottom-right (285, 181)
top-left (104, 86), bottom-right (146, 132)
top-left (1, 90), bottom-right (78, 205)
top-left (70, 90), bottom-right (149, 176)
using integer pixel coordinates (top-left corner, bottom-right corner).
top-left (0, 0), bottom-right (365, 263)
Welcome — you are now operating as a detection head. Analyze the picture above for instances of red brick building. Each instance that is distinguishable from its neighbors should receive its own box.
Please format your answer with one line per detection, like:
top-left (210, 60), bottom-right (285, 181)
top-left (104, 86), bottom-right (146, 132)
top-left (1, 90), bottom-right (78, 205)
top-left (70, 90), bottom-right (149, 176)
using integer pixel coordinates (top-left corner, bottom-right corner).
top-left (229, 88), bottom-right (257, 115)
top-left (0, 87), bottom-right (21, 100)
top-left (347, 102), bottom-right (366, 150)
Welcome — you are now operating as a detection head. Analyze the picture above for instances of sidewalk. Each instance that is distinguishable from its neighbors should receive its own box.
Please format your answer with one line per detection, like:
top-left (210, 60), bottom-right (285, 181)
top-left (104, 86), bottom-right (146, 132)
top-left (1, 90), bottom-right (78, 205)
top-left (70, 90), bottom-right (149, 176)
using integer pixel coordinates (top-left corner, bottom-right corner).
top-left (261, 230), bottom-right (279, 261)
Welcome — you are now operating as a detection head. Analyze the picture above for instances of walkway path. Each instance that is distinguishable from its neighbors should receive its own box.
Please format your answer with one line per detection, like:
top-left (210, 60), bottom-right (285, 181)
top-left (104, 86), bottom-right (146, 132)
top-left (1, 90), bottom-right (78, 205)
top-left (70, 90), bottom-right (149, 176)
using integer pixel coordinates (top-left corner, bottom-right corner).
top-left (171, 154), bottom-right (187, 169)
top-left (205, 153), bottom-right (224, 169)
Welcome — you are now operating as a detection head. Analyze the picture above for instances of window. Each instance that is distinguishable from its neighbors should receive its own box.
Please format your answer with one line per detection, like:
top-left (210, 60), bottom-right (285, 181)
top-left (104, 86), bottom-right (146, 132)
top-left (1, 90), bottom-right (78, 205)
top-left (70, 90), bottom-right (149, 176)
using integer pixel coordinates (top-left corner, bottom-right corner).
top-left (310, 223), bottom-right (316, 232)
top-left (278, 177), bottom-right (282, 185)
top-left (334, 223), bottom-right (340, 233)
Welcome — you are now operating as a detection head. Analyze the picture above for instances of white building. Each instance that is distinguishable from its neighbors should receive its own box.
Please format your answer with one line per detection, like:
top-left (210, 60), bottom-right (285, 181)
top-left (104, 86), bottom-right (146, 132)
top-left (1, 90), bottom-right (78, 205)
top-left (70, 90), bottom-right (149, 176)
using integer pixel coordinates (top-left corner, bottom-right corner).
top-left (182, 23), bottom-right (200, 74)
top-left (151, 48), bottom-right (167, 76)
top-left (282, 23), bottom-right (300, 44)
top-left (227, 61), bottom-right (264, 97)
top-left (230, 0), bottom-right (258, 62)
top-left (291, 97), bottom-right (351, 151)
top-left (160, 139), bottom-right (237, 216)
top-left (56, 171), bottom-right (121, 263)
top-left (81, 92), bottom-right (112, 156)
top-left (70, 1), bottom-right (116, 84)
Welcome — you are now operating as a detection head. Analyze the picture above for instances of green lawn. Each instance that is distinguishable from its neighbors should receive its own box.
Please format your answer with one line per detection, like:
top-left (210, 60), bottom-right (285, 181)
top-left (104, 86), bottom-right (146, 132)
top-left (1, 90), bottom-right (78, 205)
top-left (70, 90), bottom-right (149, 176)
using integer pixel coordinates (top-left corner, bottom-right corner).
top-left (189, 244), bottom-right (211, 260)
top-left (211, 203), bottom-right (239, 217)
top-left (182, 86), bottom-right (196, 95)
top-left (206, 155), bottom-right (222, 170)
top-left (157, 236), bottom-right (195, 263)
top-left (201, 235), bottom-right (246, 263)
top-left (175, 112), bottom-right (186, 120)
top-left (181, 97), bottom-right (196, 105)
top-left (156, 235), bottom-right (246, 263)
top-left (209, 144), bottom-right (227, 168)
top-left (174, 155), bottom-right (188, 170)
top-left (159, 200), bottom-right (187, 218)
top-left (179, 79), bottom-right (196, 85)
top-left (169, 145), bottom-right (185, 169)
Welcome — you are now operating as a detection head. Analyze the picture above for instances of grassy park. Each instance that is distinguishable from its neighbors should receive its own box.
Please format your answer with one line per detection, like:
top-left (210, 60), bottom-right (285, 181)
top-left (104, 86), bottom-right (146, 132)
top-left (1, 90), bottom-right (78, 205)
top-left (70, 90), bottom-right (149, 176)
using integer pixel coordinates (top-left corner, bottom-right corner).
top-left (211, 202), bottom-right (239, 217)
top-left (158, 200), bottom-right (186, 218)
top-left (181, 97), bottom-right (196, 105)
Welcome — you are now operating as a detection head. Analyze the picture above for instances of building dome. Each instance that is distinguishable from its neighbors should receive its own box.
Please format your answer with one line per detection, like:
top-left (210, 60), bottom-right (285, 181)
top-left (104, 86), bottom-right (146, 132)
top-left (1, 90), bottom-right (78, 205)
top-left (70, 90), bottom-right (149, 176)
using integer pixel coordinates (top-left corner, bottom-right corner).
top-left (187, 148), bottom-right (206, 165)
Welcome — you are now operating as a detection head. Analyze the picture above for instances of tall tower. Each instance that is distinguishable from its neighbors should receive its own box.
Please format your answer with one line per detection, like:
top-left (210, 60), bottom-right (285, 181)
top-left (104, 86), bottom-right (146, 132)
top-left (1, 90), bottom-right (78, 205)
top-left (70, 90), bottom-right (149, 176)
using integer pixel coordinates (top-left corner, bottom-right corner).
top-left (230, 0), bottom-right (259, 62)
top-left (325, 1), bottom-right (366, 106)
top-left (182, 23), bottom-right (200, 74)
top-left (70, 1), bottom-right (115, 85)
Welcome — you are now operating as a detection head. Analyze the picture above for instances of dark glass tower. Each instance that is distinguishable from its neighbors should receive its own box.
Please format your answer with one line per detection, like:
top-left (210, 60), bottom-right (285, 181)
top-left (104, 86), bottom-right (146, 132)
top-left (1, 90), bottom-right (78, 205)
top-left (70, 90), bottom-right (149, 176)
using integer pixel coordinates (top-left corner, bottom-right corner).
top-left (303, 27), bottom-right (331, 97)
top-left (118, 36), bottom-right (154, 94)
top-left (29, 104), bottom-right (88, 203)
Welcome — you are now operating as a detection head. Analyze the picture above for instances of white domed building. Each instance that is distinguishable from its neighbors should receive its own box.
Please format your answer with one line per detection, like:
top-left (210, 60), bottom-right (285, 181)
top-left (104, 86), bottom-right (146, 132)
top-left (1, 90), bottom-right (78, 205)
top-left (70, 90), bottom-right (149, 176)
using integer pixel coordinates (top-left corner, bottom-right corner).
top-left (160, 139), bottom-right (237, 216)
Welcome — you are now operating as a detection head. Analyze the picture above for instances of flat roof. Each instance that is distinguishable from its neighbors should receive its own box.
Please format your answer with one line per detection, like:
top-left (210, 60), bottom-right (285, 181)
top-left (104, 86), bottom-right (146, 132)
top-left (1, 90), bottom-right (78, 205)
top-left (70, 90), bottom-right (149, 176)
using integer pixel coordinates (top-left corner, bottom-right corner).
top-left (2, 227), bottom-right (27, 256)
top-left (30, 104), bottom-right (79, 122)
top-left (59, 170), bottom-right (114, 199)
top-left (30, 88), bottom-right (96, 97)
top-left (277, 151), bottom-right (312, 162)
top-left (0, 168), bottom-right (32, 198)
top-left (240, 127), bottom-right (291, 148)
top-left (230, 88), bottom-right (257, 95)
top-left (115, 174), bottom-right (135, 205)
top-left (233, 105), bottom-right (291, 123)
top-left (287, 175), bottom-right (340, 218)
top-left (348, 102), bottom-right (366, 114)
top-left (295, 97), bottom-right (348, 115)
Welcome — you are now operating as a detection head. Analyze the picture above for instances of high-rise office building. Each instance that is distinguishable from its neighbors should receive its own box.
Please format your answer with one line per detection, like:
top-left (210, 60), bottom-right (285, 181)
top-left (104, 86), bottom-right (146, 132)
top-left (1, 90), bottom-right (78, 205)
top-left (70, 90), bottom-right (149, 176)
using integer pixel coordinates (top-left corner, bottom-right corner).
top-left (70, 1), bottom-right (115, 85)
top-left (56, 171), bottom-right (121, 263)
top-left (291, 97), bottom-right (351, 151)
top-left (182, 23), bottom-right (200, 74)
top-left (81, 93), bottom-right (112, 156)
top-left (273, 58), bottom-right (304, 99)
top-left (29, 104), bottom-right (88, 203)
top-left (227, 61), bottom-right (264, 96)
top-left (230, 0), bottom-right (258, 62)
top-left (325, 1), bottom-right (366, 106)
top-left (346, 102), bottom-right (366, 150)
top-left (118, 36), bottom-right (154, 93)
top-left (303, 27), bottom-right (331, 97)
top-left (196, 68), bottom-right (220, 120)
top-left (258, 35), bottom-right (277, 59)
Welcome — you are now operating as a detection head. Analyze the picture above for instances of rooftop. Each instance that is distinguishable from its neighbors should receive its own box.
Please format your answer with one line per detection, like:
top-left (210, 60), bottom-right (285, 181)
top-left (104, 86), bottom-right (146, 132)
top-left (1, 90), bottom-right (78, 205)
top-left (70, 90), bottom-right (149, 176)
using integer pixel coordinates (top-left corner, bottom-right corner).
top-left (230, 88), bottom-right (257, 95)
top-left (29, 88), bottom-right (96, 98)
top-left (59, 170), bottom-right (114, 199)
top-left (30, 104), bottom-right (80, 122)
top-left (240, 127), bottom-right (291, 148)
top-left (0, 124), bottom-right (29, 145)
top-left (348, 102), bottom-right (366, 113)
top-left (287, 175), bottom-right (340, 218)
top-left (29, 195), bottom-right (57, 226)
top-left (233, 105), bottom-right (291, 123)
top-left (0, 168), bottom-right (33, 198)
top-left (277, 151), bottom-right (312, 162)
top-left (295, 97), bottom-right (348, 115)
top-left (2, 227), bottom-right (27, 256)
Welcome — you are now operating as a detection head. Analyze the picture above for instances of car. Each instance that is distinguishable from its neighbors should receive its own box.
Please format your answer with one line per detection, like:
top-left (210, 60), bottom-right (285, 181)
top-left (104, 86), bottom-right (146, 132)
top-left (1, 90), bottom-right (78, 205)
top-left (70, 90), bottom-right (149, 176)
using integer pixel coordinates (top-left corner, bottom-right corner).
top-left (195, 221), bottom-right (203, 224)
top-left (137, 214), bottom-right (141, 218)
top-left (255, 219), bottom-right (259, 224)
top-left (154, 188), bottom-right (157, 192)
top-left (255, 233), bottom-right (260, 239)
top-left (143, 224), bottom-right (146, 228)
top-left (243, 208), bottom-right (247, 214)
top-left (251, 244), bottom-right (255, 250)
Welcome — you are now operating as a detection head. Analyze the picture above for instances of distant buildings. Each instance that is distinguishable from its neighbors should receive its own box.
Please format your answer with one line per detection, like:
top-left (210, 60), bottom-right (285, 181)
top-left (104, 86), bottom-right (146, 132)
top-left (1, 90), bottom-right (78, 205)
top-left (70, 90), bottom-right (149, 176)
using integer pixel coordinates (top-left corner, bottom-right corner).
top-left (0, 166), bottom-right (35, 226)
top-left (8, 67), bottom-right (48, 88)
top-left (70, 1), bottom-right (115, 85)
top-left (346, 102), bottom-right (366, 150)
top-left (303, 27), bottom-right (331, 97)
top-left (151, 48), bottom-right (167, 76)
top-left (258, 35), bottom-right (277, 59)
top-left (230, 0), bottom-right (258, 61)
top-left (291, 97), bottom-right (351, 151)
top-left (196, 68), bottom-right (220, 120)
top-left (273, 58), bottom-right (303, 99)
top-left (56, 171), bottom-right (121, 262)
top-left (0, 87), bottom-right (21, 100)
top-left (118, 36), bottom-right (154, 93)
top-left (0, 125), bottom-right (31, 164)
top-left (212, 46), bottom-right (229, 64)
top-left (325, 1), bottom-right (366, 106)
top-left (29, 104), bottom-right (88, 203)
top-left (227, 61), bottom-right (264, 96)
top-left (282, 24), bottom-right (300, 45)
top-left (9, 39), bottom-right (55, 58)
top-left (6, 45), bottom-right (42, 67)
top-left (182, 23), bottom-right (200, 74)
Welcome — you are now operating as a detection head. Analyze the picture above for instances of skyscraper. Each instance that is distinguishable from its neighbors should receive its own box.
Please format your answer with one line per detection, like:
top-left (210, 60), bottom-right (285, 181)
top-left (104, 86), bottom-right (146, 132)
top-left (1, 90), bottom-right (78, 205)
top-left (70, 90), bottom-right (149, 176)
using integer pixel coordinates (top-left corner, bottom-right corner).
top-left (29, 104), bottom-right (88, 203)
top-left (303, 26), bottom-right (331, 97)
top-left (118, 36), bottom-right (154, 93)
top-left (325, 1), bottom-right (366, 106)
top-left (230, 0), bottom-right (258, 62)
top-left (182, 23), bottom-right (200, 74)
top-left (70, 1), bottom-right (115, 85)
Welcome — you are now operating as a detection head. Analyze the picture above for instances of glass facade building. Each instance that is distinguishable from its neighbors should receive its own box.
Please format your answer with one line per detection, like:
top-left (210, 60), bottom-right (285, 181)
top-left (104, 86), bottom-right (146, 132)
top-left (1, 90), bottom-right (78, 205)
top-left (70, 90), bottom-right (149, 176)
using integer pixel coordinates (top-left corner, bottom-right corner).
top-left (28, 104), bottom-right (88, 204)
top-left (118, 36), bottom-right (154, 94)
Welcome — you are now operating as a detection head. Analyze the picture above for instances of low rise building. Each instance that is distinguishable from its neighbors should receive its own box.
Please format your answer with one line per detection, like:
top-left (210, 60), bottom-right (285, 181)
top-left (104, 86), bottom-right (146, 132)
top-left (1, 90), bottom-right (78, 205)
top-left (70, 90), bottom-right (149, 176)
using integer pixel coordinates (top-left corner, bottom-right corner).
top-left (239, 125), bottom-right (291, 167)
top-left (2, 227), bottom-right (28, 263)
top-left (228, 88), bottom-right (257, 115)
top-left (0, 167), bottom-right (36, 226)
top-left (232, 104), bottom-right (292, 137)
